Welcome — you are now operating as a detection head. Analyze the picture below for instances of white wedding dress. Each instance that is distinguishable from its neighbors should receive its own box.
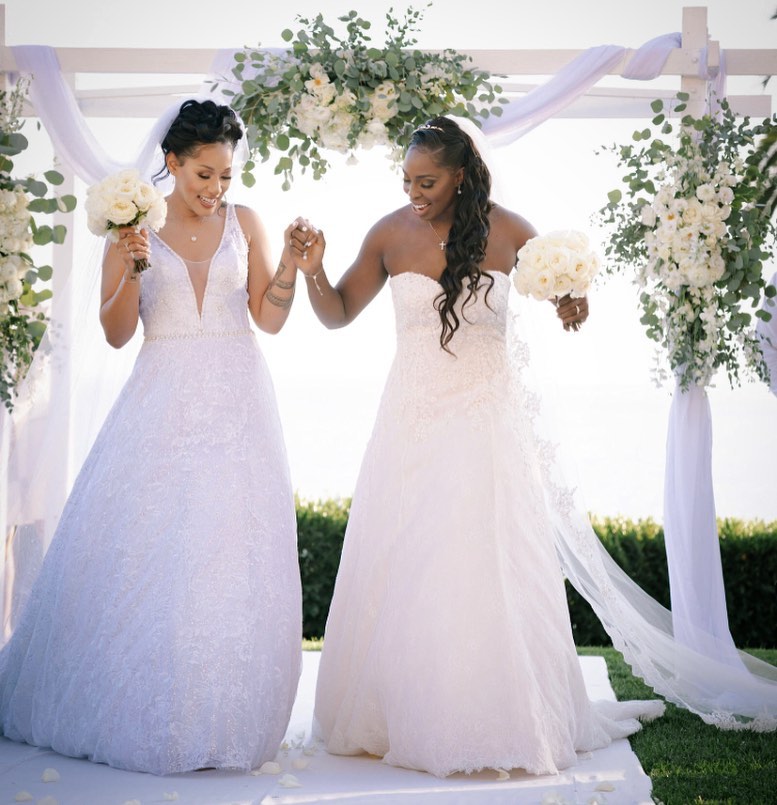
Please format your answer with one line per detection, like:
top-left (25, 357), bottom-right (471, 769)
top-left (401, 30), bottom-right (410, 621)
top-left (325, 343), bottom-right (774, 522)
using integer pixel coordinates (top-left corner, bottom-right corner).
top-left (313, 271), bottom-right (663, 777)
top-left (0, 204), bottom-right (302, 775)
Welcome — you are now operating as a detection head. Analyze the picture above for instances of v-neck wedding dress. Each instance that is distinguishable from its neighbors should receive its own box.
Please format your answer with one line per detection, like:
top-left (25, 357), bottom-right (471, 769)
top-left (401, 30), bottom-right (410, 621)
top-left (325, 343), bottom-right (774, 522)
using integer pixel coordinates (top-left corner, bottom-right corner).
top-left (0, 204), bottom-right (302, 775)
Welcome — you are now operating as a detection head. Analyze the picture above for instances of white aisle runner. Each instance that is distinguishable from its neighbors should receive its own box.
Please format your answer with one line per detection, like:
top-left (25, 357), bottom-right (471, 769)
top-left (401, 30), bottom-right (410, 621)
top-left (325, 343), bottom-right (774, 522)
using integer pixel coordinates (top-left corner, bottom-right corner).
top-left (0, 653), bottom-right (655, 805)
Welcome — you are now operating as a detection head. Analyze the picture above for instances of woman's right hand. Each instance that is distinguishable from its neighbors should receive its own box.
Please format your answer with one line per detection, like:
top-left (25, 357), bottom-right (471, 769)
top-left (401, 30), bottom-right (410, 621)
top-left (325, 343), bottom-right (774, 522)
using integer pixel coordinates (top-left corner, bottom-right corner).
top-left (114, 226), bottom-right (150, 276)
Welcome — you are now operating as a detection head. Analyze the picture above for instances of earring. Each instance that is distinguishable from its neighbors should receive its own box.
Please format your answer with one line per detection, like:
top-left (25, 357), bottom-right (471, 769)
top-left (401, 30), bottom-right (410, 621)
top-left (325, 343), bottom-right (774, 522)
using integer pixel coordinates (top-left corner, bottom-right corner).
top-left (457, 185), bottom-right (462, 195)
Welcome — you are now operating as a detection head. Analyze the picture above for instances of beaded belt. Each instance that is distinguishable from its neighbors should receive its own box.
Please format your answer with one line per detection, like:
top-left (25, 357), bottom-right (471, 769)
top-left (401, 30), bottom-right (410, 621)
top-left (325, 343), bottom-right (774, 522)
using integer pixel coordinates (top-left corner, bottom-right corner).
top-left (144, 328), bottom-right (253, 342)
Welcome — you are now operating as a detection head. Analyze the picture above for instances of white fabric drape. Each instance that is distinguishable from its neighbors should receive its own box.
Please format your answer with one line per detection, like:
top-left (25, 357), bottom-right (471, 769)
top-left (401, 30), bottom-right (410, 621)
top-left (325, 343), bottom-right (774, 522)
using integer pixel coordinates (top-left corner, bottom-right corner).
top-left (757, 271), bottom-right (777, 396)
top-left (3, 37), bottom-right (776, 731)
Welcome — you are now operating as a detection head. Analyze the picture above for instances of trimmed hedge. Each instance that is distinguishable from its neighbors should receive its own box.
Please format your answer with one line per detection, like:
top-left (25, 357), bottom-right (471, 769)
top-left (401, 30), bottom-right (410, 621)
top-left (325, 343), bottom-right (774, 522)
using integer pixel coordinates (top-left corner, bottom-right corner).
top-left (296, 499), bottom-right (777, 647)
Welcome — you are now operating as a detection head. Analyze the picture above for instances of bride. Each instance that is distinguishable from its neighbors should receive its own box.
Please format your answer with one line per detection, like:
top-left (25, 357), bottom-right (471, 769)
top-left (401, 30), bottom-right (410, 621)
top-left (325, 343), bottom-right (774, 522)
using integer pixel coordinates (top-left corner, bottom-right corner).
top-left (0, 99), bottom-right (303, 775)
top-left (289, 115), bottom-right (665, 777)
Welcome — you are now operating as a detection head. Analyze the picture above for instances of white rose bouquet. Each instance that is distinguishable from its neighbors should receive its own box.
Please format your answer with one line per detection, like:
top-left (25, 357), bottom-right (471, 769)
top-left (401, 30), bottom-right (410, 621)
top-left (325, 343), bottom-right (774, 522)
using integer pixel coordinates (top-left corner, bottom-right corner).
top-left (85, 169), bottom-right (167, 272)
top-left (513, 229), bottom-right (600, 302)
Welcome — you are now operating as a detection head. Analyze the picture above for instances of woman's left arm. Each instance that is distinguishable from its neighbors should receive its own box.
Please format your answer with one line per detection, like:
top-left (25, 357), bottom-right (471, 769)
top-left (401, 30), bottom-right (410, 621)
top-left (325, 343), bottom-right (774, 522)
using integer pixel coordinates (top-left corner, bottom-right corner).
top-left (239, 205), bottom-right (297, 334)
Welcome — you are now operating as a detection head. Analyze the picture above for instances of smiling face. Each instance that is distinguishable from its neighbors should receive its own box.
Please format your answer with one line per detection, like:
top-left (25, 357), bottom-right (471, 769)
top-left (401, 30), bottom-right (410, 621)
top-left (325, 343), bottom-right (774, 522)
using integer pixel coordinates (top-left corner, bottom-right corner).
top-left (402, 146), bottom-right (463, 223)
top-left (167, 141), bottom-right (234, 217)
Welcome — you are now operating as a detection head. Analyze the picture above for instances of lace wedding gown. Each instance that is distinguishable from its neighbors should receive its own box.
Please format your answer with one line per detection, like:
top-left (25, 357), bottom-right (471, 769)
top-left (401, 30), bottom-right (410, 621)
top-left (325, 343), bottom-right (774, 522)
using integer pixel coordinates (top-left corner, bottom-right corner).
top-left (313, 271), bottom-right (663, 777)
top-left (0, 204), bottom-right (302, 775)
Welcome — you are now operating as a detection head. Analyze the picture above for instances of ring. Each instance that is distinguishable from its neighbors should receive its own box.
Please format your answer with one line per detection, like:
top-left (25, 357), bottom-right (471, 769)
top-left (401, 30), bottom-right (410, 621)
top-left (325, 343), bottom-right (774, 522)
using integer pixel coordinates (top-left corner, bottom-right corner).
top-left (124, 242), bottom-right (130, 252)
top-left (575, 304), bottom-right (580, 315)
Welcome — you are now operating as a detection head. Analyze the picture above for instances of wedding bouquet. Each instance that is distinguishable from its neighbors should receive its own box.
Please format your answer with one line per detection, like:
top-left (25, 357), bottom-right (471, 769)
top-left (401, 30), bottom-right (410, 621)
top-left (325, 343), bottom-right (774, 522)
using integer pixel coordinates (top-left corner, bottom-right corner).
top-left (85, 169), bottom-right (167, 272)
top-left (512, 230), bottom-right (600, 301)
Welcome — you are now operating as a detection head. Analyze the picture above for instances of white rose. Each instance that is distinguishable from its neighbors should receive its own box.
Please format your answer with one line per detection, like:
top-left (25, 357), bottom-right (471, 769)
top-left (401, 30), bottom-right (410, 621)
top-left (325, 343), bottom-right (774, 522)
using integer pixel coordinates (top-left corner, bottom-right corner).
top-left (4, 277), bottom-right (23, 300)
top-left (640, 204), bottom-right (657, 227)
top-left (530, 268), bottom-right (555, 300)
top-left (695, 183), bottom-right (716, 202)
top-left (553, 272), bottom-right (574, 297)
top-left (105, 198), bottom-right (138, 227)
top-left (133, 181), bottom-right (158, 211)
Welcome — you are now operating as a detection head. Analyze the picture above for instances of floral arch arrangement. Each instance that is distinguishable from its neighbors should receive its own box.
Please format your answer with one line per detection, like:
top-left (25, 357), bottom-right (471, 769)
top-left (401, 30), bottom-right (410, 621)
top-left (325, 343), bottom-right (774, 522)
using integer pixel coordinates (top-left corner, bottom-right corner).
top-left (220, 6), bottom-right (506, 190)
top-left (597, 94), bottom-right (777, 391)
top-left (0, 78), bottom-right (76, 410)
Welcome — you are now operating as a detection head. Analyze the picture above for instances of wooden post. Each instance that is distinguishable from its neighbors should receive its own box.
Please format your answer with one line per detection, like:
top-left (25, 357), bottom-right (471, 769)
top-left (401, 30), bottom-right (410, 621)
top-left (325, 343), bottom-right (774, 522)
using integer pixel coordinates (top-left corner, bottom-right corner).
top-left (681, 6), bottom-right (711, 118)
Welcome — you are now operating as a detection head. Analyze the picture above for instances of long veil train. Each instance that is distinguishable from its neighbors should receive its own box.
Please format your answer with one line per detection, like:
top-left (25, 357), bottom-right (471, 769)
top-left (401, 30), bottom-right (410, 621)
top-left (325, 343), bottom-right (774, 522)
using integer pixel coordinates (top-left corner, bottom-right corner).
top-left (456, 111), bottom-right (777, 730)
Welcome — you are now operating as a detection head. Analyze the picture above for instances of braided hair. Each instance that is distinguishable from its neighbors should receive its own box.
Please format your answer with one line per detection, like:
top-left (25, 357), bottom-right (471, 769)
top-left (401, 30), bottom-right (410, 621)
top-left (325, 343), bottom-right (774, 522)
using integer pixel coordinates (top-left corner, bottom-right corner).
top-left (153, 100), bottom-right (244, 184)
top-left (409, 116), bottom-right (495, 352)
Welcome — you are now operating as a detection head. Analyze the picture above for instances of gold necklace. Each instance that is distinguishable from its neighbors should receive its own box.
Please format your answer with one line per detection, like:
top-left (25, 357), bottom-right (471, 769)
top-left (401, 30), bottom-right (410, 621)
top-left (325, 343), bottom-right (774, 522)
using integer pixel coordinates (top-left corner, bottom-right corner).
top-left (427, 221), bottom-right (448, 251)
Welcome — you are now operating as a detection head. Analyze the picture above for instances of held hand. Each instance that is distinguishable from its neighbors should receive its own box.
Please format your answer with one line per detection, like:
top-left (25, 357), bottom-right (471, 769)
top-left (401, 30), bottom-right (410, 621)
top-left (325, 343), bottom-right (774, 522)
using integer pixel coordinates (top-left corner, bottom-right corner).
top-left (286, 217), bottom-right (325, 272)
top-left (115, 226), bottom-right (151, 276)
top-left (554, 294), bottom-right (589, 332)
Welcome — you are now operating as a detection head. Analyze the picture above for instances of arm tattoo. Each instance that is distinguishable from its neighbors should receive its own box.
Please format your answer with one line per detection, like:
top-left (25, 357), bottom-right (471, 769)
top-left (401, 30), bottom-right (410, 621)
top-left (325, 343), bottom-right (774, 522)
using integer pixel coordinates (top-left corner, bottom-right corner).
top-left (265, 259), bottom-right (295, 308)
top-left (269, 259), bottom-right (296, 290)
top-left (266, 288), bottom-right (295, 309)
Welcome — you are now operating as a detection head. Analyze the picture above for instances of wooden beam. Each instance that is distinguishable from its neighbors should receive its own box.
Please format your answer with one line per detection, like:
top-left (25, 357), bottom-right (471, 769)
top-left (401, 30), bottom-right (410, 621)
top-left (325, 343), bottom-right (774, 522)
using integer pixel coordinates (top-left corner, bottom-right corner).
top-left (2, 45), bottom-right (776, 79)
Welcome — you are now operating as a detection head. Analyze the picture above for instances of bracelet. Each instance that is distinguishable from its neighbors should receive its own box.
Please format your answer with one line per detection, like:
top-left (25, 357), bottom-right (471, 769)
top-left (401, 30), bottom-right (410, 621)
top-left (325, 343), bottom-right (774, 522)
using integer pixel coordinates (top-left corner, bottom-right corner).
top-left (305, 269), bottom-right (324, 297)
top-left (123, 270), bottom-right (141, 284)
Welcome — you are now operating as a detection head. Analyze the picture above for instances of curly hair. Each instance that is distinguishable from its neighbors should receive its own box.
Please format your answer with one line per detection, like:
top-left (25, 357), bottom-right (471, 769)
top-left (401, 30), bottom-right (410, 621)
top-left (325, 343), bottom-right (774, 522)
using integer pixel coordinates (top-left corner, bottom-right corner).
top-left (409, 116), bottom-right (495, 352)
top-left (153, 100), bottom-right (244, 184)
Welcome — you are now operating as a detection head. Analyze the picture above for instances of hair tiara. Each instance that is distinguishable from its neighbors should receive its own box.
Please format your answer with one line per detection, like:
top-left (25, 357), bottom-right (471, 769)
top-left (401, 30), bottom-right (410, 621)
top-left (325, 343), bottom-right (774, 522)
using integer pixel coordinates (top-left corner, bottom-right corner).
top-left (414, 124), bottom-right (445, 133)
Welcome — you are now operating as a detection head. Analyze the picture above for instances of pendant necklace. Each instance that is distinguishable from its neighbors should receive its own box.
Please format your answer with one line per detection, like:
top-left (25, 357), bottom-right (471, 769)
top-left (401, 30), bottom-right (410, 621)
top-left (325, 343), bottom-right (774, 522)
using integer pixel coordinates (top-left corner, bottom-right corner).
top-left (189, 217), bottom-right (206, 242)
top-left (427, 221), bottom-right (448, 251)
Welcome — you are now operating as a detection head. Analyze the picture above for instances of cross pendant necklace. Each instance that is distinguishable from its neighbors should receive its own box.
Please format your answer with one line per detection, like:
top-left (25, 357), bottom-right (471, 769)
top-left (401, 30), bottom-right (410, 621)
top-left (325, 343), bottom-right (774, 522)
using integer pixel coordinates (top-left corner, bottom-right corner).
top-left (427, 221), bottom-right (448, 251)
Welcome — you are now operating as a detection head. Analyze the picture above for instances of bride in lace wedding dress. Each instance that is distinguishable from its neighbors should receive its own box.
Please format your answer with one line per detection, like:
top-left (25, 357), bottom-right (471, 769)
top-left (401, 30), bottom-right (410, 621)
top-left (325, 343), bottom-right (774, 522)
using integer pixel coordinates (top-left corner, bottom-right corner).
top-left (290, 116), bottom-right (665, 778)
top-left (0, 100), bottom-right (303, 775)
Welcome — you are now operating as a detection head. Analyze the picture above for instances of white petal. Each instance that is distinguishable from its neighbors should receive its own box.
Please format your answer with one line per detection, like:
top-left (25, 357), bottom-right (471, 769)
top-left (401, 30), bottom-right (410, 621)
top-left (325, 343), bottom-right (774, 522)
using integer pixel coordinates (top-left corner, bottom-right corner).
top-left (37, 797), bottom-right (59, 805)
top-left (163, 793), bottom-right (179, 801)
top-left (495, 768), bottom-right (510, 781)
top-left (258, 761), bottom-right (282, 775)
top-left (14, 793), bottom-right (33, 803)
top-left (292, 757), bottom-right (310, 770)
top-left (41, 768), bottom-right (60, 783)
top-left (595, 782), bottom-right (616, 792)
top-left (278, 773), bottom-right (302, 788)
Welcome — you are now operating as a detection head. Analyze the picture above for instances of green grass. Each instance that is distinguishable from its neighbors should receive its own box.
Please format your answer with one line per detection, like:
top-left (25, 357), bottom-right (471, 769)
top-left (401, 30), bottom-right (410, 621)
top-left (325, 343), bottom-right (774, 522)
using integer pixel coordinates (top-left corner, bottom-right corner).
top-left (578, 646), bottom-right (777, 804)
top-left (302, 640), bottom-right (775, 802)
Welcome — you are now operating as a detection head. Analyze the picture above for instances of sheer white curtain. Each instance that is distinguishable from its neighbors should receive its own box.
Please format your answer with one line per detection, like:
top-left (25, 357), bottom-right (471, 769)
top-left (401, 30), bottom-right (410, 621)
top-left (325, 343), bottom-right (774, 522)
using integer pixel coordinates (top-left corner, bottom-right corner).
top-left (757, 271), bottom-right (777, 396)
top-left (3, 37), bottom-right (775, 728)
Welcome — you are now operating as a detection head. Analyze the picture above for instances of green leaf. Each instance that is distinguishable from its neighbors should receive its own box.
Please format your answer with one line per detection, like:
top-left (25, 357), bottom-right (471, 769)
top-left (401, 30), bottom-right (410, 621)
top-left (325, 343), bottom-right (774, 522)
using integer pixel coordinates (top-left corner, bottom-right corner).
top-left (281, 28), bottom-right (293, 41)
top-left (51, 224), bottom-right (67, 244)
top-left (275, 133), bottom-right (290, 151)
top-left (58, 194), bottom-right (77, 213)
top-left (43, 170), bottom-right (65, 185)
top-left (37, 264), bottom-right (53, 281)
top-left (27, 198), bottom-right (59, 213)
top-left (607, 189), bottom-right (622, 204)
top-left (650, 99), bottom-right (664, 113)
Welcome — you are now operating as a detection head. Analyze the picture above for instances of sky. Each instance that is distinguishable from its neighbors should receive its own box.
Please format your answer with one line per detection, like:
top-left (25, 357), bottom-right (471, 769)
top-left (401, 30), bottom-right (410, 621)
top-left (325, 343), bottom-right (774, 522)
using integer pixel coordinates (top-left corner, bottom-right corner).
top-left (3, 0), bottom-right (777, 520)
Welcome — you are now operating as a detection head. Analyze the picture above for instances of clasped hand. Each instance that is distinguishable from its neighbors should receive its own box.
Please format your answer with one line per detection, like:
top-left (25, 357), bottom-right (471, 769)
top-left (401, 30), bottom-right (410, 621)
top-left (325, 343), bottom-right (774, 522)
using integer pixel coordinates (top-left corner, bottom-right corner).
top-left (286, 218), bottom-right (325, 272)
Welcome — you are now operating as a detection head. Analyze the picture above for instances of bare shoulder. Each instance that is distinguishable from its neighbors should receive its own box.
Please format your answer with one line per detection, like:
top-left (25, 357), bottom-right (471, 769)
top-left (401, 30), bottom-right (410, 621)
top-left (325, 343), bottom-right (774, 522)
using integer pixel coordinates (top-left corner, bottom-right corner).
top-left (233, 203), bottom-right (268, 244)
top-left (489, 203), bottom-right (538, 250)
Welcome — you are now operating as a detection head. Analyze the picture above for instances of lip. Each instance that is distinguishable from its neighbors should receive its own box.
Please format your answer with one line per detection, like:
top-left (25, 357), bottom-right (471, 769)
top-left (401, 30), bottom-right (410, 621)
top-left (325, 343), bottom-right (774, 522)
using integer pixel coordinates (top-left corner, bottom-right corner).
top-left (198, 195), bottom-right (219, 209)
top-left (411, 202), bottom-right (430, 214)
